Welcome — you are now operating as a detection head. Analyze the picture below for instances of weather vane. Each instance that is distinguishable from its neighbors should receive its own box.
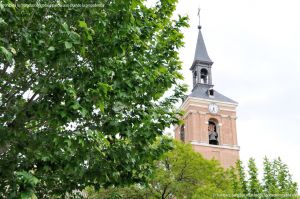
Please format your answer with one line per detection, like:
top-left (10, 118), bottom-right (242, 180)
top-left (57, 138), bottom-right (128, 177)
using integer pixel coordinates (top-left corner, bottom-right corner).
top-left (197, 7), bottom-right (201, 29)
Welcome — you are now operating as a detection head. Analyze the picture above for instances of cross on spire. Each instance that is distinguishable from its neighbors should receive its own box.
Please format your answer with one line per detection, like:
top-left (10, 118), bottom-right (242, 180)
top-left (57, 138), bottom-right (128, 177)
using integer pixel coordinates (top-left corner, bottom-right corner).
top-left (197, 8), bottom-right (201, 29)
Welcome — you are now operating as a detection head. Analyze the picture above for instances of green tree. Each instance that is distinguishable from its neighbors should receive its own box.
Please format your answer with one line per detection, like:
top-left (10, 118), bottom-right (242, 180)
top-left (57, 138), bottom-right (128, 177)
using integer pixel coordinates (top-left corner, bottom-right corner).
top-left (86, 185), bottom-right (150, 199)
top-left (262, 157), bottom-right (298, 198)
top-left (0, 0), bottom-right (188, 197)
top-left (88, 141), bottom-right (235, 199)
top-left (236, 159), bottom-right (248, 196)
top-left (228, 165), bottom-right (243, 196)
top-left (263, 157), bottom-right (277, 195)
top-left (149, 141), bottom-right (233, 199)
top-left (87, 145), bottom-right (299, 199)
top-left (237, 158), bottom-right (298, 199)
top-left (248, 158), bottom-right (263, 197)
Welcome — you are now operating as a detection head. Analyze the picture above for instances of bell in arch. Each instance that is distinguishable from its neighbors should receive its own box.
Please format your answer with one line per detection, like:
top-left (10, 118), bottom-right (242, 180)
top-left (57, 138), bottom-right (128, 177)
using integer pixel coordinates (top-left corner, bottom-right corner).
top-left (208, 121), bottom-right (219, 145)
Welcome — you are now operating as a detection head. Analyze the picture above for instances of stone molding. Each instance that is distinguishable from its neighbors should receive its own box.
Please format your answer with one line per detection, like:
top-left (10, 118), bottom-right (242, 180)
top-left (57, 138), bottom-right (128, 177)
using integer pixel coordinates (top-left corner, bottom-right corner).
top-left (190, 141), bottom-right (240, 151)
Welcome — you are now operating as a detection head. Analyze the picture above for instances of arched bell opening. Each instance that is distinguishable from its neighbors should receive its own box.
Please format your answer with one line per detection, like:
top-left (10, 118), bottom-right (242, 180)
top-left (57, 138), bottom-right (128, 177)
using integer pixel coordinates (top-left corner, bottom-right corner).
top-left (208, 118), bottom-right (219, 145)
top-left (200, 68), bottom-right (208, 84)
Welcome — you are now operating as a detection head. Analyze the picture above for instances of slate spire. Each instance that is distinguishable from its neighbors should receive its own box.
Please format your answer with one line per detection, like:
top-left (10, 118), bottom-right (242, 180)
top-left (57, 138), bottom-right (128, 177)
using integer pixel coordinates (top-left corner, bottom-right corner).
top-left (193, 26), bottom-right (212, 64)
top-left (191, 24), bottom-right (213, 87)
top-left (188, 21), bottom-right (237, 104)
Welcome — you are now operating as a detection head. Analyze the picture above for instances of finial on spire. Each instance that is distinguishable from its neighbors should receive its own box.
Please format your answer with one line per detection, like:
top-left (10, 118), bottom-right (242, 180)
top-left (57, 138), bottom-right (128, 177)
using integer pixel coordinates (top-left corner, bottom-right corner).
top-left (197, 8), bottom-right (201, 29)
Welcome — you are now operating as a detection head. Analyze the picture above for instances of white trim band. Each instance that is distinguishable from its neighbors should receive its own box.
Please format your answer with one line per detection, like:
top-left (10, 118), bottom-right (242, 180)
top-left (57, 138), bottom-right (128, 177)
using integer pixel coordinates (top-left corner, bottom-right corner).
top-left (190, 141), bottom-right (240, 151)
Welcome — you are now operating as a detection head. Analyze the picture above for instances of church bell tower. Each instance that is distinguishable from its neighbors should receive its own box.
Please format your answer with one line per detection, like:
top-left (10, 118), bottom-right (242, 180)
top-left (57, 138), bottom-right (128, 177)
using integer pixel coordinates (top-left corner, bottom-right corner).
top-left (175, 24), bottom-right (240, 168)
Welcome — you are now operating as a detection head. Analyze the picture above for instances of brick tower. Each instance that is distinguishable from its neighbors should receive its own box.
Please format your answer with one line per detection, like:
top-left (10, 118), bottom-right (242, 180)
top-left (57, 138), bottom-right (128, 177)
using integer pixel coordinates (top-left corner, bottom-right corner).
top-left (174, 25), bottom-right (240, 168)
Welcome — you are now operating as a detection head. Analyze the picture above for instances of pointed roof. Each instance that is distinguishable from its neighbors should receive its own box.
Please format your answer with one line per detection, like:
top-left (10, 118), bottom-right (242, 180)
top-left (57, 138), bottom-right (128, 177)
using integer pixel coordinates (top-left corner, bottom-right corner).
top-left (193, 26), bottom-right (212, 64)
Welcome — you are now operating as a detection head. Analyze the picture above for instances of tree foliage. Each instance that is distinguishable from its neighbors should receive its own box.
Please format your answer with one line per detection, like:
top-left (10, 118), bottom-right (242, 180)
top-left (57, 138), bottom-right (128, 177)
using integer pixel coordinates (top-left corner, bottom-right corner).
top-left (87, 141), bottom-right (235, 199)
top-left (88, 143), bottom-right (299, 199)
top-left (236, 157), bottom-right (298, 199)
top-left (149, 141), bottom-right (233, 199)
top-left (86, 185), bottom-right (149, 199)
top-left (0, 0), bottom-right (188, 197)
top-left (248, 158), bottom-right (263, 197)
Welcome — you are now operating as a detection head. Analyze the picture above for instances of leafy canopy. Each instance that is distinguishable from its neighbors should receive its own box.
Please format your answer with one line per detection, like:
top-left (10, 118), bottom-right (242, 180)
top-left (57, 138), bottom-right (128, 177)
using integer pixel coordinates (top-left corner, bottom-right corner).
top-left (87, 141), bottom-right (236, 199)
top-left (235, 158), bottom-right (298, 199)
top-left (0, 0), bottom-right (188, 197)
top-left (87, 142), bottom-right (299, 199)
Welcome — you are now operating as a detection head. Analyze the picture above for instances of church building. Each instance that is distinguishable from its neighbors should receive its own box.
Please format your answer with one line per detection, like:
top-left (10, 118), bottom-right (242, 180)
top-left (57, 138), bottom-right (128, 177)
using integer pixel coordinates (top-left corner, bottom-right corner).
top-left (174, 24), bottom-right (240, 168)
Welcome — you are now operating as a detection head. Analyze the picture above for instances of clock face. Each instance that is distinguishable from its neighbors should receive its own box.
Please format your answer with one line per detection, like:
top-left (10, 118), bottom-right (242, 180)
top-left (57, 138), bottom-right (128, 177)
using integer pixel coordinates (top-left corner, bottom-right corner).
top-left (208, 103), bottom-right (219, 114)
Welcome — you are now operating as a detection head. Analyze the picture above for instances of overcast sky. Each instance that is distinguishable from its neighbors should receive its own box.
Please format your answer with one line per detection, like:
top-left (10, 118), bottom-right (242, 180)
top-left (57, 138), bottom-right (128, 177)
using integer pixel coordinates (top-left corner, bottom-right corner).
top-left (172, 0), bottom-right (300, 186)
